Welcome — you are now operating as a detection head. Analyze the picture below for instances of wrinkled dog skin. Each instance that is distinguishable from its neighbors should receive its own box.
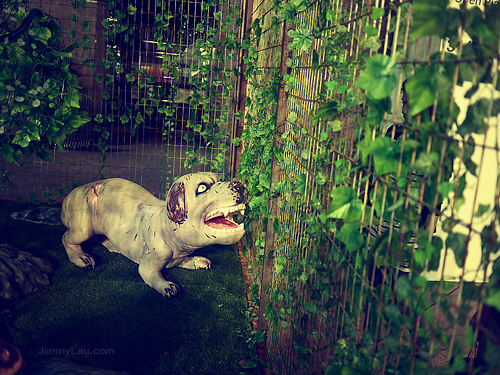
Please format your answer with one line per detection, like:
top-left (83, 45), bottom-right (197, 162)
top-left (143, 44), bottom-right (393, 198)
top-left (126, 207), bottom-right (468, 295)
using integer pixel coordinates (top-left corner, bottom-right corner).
top-left (61, 172), bottom-right (248, 297)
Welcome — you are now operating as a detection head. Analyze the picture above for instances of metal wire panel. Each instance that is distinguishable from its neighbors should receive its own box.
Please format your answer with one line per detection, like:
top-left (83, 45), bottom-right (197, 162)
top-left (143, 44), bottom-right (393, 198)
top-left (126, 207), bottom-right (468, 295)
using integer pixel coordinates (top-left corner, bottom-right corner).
top-left (240, 0), bottom-right (500, 373)
top-left (0, 0), bottom-right (241, 202)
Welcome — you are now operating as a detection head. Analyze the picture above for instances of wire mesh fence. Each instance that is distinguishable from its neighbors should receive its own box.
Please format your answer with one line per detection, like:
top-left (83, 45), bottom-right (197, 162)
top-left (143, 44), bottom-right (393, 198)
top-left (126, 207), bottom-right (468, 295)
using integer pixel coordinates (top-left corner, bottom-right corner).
top-left (237, 0), bottom-right (500, 373)
top-left (0, 0), bottom-right (240, 202)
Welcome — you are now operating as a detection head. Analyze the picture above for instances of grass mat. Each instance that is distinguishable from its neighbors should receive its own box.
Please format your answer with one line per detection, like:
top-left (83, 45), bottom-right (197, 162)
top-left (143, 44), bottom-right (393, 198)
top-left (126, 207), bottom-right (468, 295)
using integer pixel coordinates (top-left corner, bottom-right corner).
top-left (0, 201), bottom-right (252, 374)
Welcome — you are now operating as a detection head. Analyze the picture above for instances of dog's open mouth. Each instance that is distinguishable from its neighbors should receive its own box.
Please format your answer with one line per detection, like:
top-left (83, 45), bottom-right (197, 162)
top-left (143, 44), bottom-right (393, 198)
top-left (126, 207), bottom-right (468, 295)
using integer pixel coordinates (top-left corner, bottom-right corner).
top-left (204, 204), bottom-right (245, 232)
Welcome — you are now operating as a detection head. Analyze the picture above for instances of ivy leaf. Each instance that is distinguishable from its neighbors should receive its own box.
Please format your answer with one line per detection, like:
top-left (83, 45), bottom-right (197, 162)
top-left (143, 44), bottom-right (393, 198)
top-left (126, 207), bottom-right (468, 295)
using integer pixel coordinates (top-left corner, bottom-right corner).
top-left (384, 304), bottom-right (402, 323)
top-left (396, 276), bottom-right (411, 302)
top-left (273, 218), bottom-right (280, 235)
top-left (328, 119), bottom-right (342, 132)
top-left (366, 94), bottom-right (392, 126)
top-left (1, 143), bottom-right (18, 165)
top-left (370, 6), bottom-right (385, 20)
top-left (370, 137), bottom-right (399, 175)
top-left (355, 54), bottom-right (397, 99)
top-left (450, 354), bottom-right (467, 373)
top-left (127, 4), bottom-right (137, 14)
top-left (12, 121), bottom-right (41, 147)
top-left (424, 236), bottom-right (443, 272)
top-left (465, 325), bottom-right (477, 349)
top-left (329, 186), bottom-right (356, 211)
top-left (312, 50), bottom-right (319, 71)
top-left (316, 171), bottom-right (328, 186)
top-left (34, 27), bottom-right (52, 44)
top-left (68, 114), bottom-right (90, 128)
top-left (324, 81), bottom-right (337, 91)
top-left (94, 114), bottom-right (104, 123)
top-left (482, 223), bottom-right (500, 256)
top-left (304, 301), bottom-right (317, 314)
top-left (312, 101), bottom-right (338, 120)
top-left (337, 222), bottom-right (364, 252)
top-left (412, 0), bottom-right (448, 37)
top-left (365, 24), bottom-right (378, 37)
top-left (438, 181), bottom-right (454, 199)
top-left (64, 91), bottom-right (80, 108)
top-left (294, 173), bottom-right (307, 195)
top-left (458, 99), bottom-right (490, 136)
top-left (364, 36), bottom-right (381, 51)
top-left (413, 152), bottom-right (439, 175)
top-left (328, 200), bottom-right (362, 222)
top-left (337, 85), bottom-right (349, 94)
top-left (288, 111), bottom-right (298, 122)
top-left (405, 65), bottom-right (437, 116)
top-left (446, 232), bottom-right (468, 267)
top-left (492, 99), bottom-right (500, 117)
top-left (475, 204), bottom-right (490, 217)
top-left (327, 186), bottom-right (363, 222)
top-left (290, 29), bottom-right (313, 51)
top-left (486, 290), bottom-right (500, 312)
top-left (258, 173), bottom-right (270, 190)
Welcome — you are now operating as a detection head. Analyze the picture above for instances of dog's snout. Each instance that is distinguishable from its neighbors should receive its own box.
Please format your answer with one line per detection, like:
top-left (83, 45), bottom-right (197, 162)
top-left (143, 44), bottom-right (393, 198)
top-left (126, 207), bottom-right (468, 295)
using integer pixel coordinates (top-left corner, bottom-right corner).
top-left (228, 181), bottom-right (248, 205)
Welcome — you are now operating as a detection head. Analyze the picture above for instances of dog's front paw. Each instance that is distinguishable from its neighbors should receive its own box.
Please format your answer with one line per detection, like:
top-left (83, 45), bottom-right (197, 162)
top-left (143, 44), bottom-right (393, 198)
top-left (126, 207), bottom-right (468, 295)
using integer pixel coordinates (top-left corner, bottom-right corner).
top-left (193, 256), bottom-right (211, 269)
top-left (161, 282), bottom-right (180, 298)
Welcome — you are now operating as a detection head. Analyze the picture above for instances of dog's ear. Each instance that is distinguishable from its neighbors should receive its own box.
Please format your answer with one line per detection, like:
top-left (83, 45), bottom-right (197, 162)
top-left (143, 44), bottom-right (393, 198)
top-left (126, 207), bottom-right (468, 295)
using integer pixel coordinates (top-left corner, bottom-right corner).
top-left (166, 181), bottom-right (187, 223)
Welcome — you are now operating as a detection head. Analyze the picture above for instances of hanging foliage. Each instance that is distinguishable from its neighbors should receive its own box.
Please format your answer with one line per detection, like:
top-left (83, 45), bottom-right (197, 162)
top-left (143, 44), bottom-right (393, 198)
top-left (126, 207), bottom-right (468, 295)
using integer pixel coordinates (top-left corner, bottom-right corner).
top-left (0, 2), bottom-right (90, 167)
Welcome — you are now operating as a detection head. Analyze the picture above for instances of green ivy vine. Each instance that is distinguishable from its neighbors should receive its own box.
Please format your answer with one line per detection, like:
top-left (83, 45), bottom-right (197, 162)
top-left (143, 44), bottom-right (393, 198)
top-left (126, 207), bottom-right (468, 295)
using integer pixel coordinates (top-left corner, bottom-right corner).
top-left (70, 0), bottom-right (243, 182)
top-left (237, 0), bottom-right (500, 373)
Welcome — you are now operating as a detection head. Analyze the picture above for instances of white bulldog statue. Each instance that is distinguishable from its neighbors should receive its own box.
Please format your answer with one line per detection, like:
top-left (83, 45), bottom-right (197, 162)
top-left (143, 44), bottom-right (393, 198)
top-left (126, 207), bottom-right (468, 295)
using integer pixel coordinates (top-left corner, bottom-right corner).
top-left (60, 172), bottom-right (248, 297)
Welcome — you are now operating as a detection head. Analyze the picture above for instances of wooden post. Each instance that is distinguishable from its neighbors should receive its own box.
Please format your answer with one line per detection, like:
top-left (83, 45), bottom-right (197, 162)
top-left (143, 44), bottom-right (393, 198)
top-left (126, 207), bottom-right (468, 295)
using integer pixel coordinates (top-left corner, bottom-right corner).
top-left (230, 0), bottom-right (254, 180)
top-left (256, 21), bottom-right (291, 331)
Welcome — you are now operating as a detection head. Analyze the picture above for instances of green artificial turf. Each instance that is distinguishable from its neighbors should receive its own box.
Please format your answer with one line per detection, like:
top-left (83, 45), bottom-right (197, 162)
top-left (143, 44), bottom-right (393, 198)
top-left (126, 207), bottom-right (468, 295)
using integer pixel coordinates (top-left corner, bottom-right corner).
top-left (0, 201), bottom-right (253, 374)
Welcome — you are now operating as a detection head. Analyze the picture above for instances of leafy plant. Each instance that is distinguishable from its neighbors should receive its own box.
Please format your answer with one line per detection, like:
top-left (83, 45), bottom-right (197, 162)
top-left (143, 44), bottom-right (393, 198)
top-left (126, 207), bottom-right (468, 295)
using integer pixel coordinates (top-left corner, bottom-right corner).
top-left (0, 2), bottom-right (90, 166)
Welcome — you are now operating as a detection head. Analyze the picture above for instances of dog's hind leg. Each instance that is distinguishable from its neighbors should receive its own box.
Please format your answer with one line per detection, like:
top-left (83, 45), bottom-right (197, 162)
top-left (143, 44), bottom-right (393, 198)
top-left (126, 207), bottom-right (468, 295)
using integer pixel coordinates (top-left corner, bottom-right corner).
top-left (101, 239), bottom-right (120, 253)
top-left (62, 229), bottom-right (95, 269)
top-left (61, 187), bottom-right (96, 269)
top-left (167, 256), bottom-right (212, 270)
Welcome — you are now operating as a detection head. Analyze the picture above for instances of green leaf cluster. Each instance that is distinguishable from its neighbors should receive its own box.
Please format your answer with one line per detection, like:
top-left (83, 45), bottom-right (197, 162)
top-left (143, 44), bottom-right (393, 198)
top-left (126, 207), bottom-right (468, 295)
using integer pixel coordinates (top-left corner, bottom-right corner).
top-left (0, 5), bottom-right (89, 164)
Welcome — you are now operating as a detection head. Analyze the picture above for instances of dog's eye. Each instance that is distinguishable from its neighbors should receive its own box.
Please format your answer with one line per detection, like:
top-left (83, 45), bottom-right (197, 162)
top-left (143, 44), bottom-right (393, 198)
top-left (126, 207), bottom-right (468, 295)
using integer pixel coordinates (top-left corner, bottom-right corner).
top-left (196, 183), bottom-right (209, 195)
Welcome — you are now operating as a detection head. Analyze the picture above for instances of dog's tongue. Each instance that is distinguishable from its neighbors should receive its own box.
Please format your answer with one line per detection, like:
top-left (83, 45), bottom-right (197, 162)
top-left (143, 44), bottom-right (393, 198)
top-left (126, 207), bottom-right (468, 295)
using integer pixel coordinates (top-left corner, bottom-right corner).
top-left (206, 217), bottom-right (238, 229)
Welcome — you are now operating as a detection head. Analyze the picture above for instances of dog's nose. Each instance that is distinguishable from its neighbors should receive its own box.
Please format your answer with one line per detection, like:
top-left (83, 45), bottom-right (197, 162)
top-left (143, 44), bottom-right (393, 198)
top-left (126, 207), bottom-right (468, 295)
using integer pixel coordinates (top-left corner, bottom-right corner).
top-left (228, 181), bottom-right (248, 205)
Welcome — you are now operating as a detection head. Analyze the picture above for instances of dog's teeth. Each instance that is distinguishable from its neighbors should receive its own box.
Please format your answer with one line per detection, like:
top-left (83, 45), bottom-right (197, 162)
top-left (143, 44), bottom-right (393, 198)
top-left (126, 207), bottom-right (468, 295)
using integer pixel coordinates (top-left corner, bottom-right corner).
top-left (206, 204), bottom-right (245, 222)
